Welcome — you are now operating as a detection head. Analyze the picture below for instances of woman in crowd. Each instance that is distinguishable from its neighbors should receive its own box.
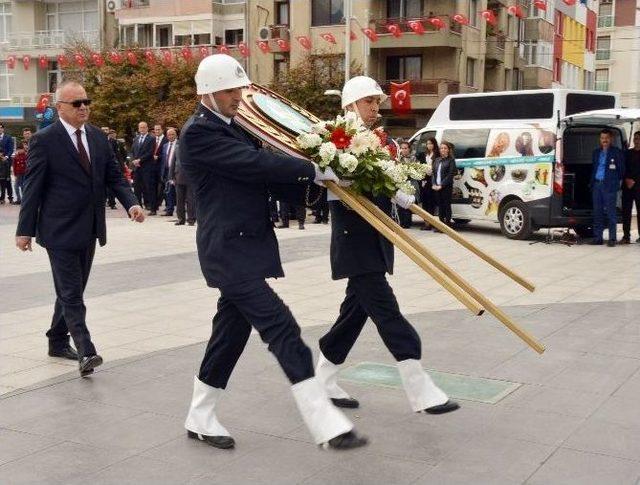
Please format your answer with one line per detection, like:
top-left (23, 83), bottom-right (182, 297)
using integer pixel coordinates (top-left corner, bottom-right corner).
top-left (432, 141), bottom-right (456, 229)
top-left (419, 137), bottom-right (440, 230)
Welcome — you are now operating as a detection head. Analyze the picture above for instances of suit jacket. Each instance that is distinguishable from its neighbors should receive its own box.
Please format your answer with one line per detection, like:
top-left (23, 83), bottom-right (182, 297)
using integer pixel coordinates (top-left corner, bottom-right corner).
top-left (160, 139), bottom-right (178, 182)
top-left (179, 104), bottom-right (320, 288)
top-left (432, 156), bottom-right (456, 188)
top-left (329, 196), bottom-right (394, 280)
top-left (130, 133), bottom-right (155, 172)
top-left (591, 146), bottom-right (625, 192)
top-left (624, 149), bottom-right (640, 185)
top-left (152, 134), bottom-right (168, 174)
top-left (0, 133), bottom-right (14, 159)
top-left (16, 120), bottom-right (138, 250)
top-left (167, 141), bottom-right (188, 185)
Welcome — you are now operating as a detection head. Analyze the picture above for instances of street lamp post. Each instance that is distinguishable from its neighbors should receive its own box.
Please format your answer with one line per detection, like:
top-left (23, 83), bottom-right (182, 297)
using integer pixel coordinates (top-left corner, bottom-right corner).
top-left (344, 0), bottom-right (351, 81)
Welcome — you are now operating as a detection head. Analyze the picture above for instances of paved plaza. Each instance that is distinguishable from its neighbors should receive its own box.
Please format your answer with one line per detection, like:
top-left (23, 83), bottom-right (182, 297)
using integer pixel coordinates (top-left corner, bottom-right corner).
top-left (1, 203), bottom-right (640, 484)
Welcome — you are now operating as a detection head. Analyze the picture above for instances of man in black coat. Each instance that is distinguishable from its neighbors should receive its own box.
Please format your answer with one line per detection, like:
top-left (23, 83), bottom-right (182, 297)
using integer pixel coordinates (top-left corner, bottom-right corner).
top-left (15, 80), bottom-right (145, 377)
top-left (167, 134), bottom-right (195, 225)
top-left (621, 131), bottom-right (640, 244)
top-left (180, 54), bottom-right (366, 451)
top-left (316, 76), bottom-right (460, 416)
top-left (131, 121), bottom-right (157, 214)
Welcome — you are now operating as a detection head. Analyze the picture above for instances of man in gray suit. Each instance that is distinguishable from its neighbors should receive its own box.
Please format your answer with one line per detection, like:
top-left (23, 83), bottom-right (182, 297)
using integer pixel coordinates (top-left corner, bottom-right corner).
top-left (167, 128), bottom-right (196, 226)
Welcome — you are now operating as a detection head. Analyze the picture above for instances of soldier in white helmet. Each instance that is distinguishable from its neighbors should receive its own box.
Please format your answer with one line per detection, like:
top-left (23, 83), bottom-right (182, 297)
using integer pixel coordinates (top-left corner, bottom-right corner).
top-left (179, 55), bottom-right (367, 451)
top-left (315, 76), bottom-right (460, 417)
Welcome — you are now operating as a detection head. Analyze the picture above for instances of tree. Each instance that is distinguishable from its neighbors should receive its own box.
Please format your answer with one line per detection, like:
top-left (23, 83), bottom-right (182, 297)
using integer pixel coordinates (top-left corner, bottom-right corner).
top-left (270, 54), bottom-right (362, 120)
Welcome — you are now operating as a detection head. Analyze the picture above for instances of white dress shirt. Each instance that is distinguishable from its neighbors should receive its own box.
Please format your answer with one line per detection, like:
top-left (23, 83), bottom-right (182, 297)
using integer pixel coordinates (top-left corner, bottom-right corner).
top-left (59, 117), bottom-right (90, 161)
top-left (166, 140), bottom-right (176, 168)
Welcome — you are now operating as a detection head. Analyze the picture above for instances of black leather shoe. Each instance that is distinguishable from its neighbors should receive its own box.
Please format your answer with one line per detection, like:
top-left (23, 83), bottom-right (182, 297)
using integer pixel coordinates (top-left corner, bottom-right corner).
top-left (48, 345), bottom-right (78, 361)
top-left (331, 397), bottom-right (360, 409)
top-left (422, 400), bottom-right (460, 415)
top-left (187, 221), bottom-right (195, 226)
top-left (188, 430), bottom-right (235, 449)
top-left (148, 210), bottom-right (157, 216)
top-left (326, 431), bottom-right (368, 450)
top-left (276, 223), bottom-right (289, 229)
top-left (175, 221), bottom-right (185, 226)
top-left (620, 237), bottom-right (630, 245)
top-left (589, 239), bottom-right (603, 245)
top-left (79, 354), bottom-right (103, 377)
top-left (607, 240), bottom-right (616, 247)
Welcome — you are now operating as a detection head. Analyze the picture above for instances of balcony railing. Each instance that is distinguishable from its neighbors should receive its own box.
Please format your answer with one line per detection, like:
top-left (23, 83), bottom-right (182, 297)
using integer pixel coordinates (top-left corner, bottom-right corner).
top-left (371, 15), bottom-right (462, 36)
top-left (120, 0), bottom-right (150, 8)
top-left (596, 48), bottom-right (611, 60)
top-left (380, 79), bottom-right (460, 95)
top-left (5, 30), bottom-right (100, 50)
top-left (595, 80), bottom-right (609, 91)
top-left (597, 15), bottom-right (614, 28)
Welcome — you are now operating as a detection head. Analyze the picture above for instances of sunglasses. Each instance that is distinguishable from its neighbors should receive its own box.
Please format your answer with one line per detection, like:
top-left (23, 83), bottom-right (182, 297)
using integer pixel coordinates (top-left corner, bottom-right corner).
top-left (59, 98), bottom-right (92, 108)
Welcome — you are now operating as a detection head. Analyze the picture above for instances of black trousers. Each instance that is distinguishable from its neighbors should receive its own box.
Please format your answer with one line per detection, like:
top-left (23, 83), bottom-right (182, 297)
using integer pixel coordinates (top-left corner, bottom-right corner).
top-left (319, 272), bottom-right (421, 365)
top-left (106, 188), bottom-right (116, 208)
top-left (0, 179), bottom-right (12, 201)
top-left (133, 170), bottom-right (144, 206)
top-left (176, 183), bottom-right (196, 223)
top-left (314, 200), bottom-right (329, 223)
top-left (142, 169), bottom-right (158, 211)
top-left (436, 185), bottom-right (453, 224)
top-left (398, 207), bottom-right (412, 228)
top-left (198, 279), bottom-right (314, 389)
top-left (46, 241), bottom-right (97, 358)
top-left (622, 186), bottom-right (640, 239)
top-left (279, 201), bottom-right (305, 226)
top-left (420, 178), bottom-right (436, 215)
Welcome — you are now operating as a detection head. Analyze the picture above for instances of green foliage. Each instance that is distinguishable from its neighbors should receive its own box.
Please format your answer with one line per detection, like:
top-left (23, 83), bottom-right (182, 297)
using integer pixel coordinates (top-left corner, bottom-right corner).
top-left (270, 54), bottom-right (362, 120)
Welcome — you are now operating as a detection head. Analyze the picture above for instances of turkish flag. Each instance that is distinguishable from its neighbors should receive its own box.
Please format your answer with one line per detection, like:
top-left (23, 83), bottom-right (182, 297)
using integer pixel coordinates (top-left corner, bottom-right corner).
top-left (407, 20), bottom-right (425, 35)
top-left (57, 54), bottom-right (69, 67)
top-left (7, 55), bottom-right (16, 69)
top-left (199, 46), bottom-right (209, 58)
top-left (238, 42), bottom-right (250, 57)
top-left (74, 53), bottom-right (85, 67)
top-left (181, 47), bottom-right (193, 60)
top-left (217, 45), bottom-right (230, 54)
top-left (453, 14), bottom-right (469, 25)
top-left (91, 53), bottom-right (105, 67)
top-left (108, 51), bottom-right (122, 64)
top-left (386, 23), bottom-right (402, 37)
top-left (22, 55), bottom-right (31, 70)
top-left (361, 27), bottom-right (379, 42)
top-left (481, 10), bottom-right (498, 26)
top-left (38, 55), bottom-right (47, 70)
top-left (296, 36), bottom-right (312, 50)
top-left (126, 51), bottom-right (137, 65)
top-left (144, 50), bottom-right (156, 64)
top-left (534, 0), bottom-right (547, 9)
top-left (276, 39), bottom-right (290, 51)
top-left (257, 40), bottom-right (270, 53)
top-left (428, 17), bottom-right (446, 29)
top-left (562, 0), bottom-right (576, 5)
top-left (320, 32), bottom-right (337, 44)
top-left (162, 50), bottom-right (173, 65)
top-left (507, 5), bottom-right (525, 18)
top-left (390, 81), bottom-right (411, 114)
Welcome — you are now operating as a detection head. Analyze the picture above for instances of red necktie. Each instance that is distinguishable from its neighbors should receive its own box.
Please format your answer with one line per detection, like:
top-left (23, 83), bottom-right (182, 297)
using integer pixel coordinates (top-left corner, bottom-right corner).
top-left (75, 129), bottom-right (91, 175)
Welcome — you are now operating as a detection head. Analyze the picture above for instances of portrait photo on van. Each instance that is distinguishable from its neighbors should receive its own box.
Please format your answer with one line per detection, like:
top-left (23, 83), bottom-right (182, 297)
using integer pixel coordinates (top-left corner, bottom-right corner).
top-left (515, 132), bottom-right (535, 156)
top-left (538, 130), bottom-right (556, 154)
top-left (488, 132), bottom-right (511, 157)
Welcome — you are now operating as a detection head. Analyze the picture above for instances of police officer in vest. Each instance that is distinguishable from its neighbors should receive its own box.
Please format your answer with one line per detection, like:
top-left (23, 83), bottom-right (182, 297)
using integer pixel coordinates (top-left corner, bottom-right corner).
top-left (179, 55), bottom-right (367, 451)
top-left (315, 76), bottom-right (460, 416)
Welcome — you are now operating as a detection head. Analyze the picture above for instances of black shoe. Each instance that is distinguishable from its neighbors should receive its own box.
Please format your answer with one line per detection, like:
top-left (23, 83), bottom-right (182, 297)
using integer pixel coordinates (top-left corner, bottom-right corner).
top-left (48, 345), bottom-right (78, 361)
top-left (175, 221), bottom-right (185, 226)
top-left (148, 210), bottom-right (157, 216)
top-left (326, 431), bottom-right (368, 450)
top-left (108, 205), bottom-right (116, 210)
top-left (590, 239), bottom-right (603, 245)
top-left (620, 237), bottom-right (630, 245)
top-left (276, 223), bottom-right (289, 229)
top-left (322, 220), bottom-right (328, 224)
top-left (313, 219), bottom-right (322, 224)
top-left (188, 221), bottom-right (195, 226)
top-left (607, 240), bottom-right (616, 247)
top-left (298, 224), bottom-right (305, 230)
top-left (79, 354), bottom-right (103, 377)
top-left (161, 212), bottom-right (173, 217)
top-left (187, 430), bottom-right (235, 449)
top-left (422, 400), bottom-right (460, 415)
top-left (331, 397), bottom-right (360, 409)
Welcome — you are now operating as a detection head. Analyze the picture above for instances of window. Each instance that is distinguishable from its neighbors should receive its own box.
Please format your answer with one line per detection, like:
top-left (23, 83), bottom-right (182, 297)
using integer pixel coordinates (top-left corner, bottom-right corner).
top-left (585, 29), bottom-right (594, 52)
top-left (387, 0), bottom-right (422, 18)
top-left (504, 69), bottom-right (511, 91)
top-left (522, 41), bottom-right (553, 69)
top-left (468, 0), bottom-right (478, 27)
top-left (224, 29), bottom-right (243, 45)
top-left (48, 61), bottom-right (62, 94)
top-left (554, 11), bottom-right (563, 36)
top-left (386, 55), bottom-right (422, 80)
top-left (598, 1), bottom-right (613, 27)
top-left (276, 0), bottom-right (289, 24)
top-left (46, 1), bottom-right (98, 40)
top-left (466, 58), bottom-right (476, 87)
top-left (553, 58), bottom-right (561, 82)
top-left (441, 129), bottom-right (490, 159)
top-left (312, 0), bottom-right (344, 26)
top-left (0, 61), bottom-right (10, 100)
top-left (156, 25), bottom-right (172, 47)
top-left (136, 23), bottom-right (152, 47)
top-left (566, 93), bottom-right (615, 114)
top-left (450, 93), bottom-right (555, 121)
top-left (596, 36), bottom-right (611, 60)
top-left (0, 2), bottom-right (11, 43)
top-left (413, 130), bottom-right (436, 161)
top-left (274, 53), bottom-right (289, 81)
top-left (194, 33), bottom-right (210, 45)
top-left (595, 69), bottom-right (609, 91)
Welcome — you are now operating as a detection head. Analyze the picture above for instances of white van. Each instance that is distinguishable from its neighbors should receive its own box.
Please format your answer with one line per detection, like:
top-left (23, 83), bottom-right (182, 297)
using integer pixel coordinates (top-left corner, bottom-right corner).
top-left (409, 89), bottom-right (634, 239)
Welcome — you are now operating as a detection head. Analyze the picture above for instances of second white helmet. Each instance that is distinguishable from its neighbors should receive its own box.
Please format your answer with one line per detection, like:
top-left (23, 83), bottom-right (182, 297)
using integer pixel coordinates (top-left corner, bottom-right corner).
top-left (195, 54), bottom-right (251, 95)
top-left (341, 76), bottom-right (388, 109)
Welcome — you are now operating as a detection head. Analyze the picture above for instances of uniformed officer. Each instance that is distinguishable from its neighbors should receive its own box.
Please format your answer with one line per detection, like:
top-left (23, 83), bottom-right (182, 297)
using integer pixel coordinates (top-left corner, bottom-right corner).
top-left (180, 55), bottom-right (367, 450)
top-left (315, 76), bottom-right (460, 416)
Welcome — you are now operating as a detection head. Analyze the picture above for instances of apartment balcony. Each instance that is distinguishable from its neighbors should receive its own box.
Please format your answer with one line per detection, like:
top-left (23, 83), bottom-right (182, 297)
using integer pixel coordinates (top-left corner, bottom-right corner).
top-left (379, 78), bottom-right (460, 110)
top-left (212, 1), bottom-right (245, 16)
top-left (522, 17), bottom-right (554, 43)
top-left (261, 24), bottom-right (290, 52)
top-left (485, 35), bottom-right (506, 65)
top-left (369, 16), bottom-right (462, 50)
top-left (523, 65), bottom-right (553, 89)
top-left (2, 30), bottom-right (100, 53)
top-left (597, 15), bottom-right (614, 28)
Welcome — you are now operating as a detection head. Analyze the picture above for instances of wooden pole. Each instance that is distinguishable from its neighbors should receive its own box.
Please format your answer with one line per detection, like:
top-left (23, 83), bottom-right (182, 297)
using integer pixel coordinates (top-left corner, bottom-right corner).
top-left (409, 204), bottom-right (536, 293)
top-left (325, 182), bottom-right (485, 316)
top-left (355, 193), bottom-right (545, 354)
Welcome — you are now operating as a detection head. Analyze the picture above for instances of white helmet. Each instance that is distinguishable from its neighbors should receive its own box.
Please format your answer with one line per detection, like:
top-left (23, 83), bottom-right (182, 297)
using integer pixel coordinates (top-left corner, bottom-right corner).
top-left (195, 54), bottom-right (251, 95)
top-left (341, 76), bottom-right (388, 109)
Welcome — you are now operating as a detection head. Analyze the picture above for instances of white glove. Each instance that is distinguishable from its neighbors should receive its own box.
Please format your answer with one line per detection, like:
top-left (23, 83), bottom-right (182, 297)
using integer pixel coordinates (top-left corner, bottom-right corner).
top-left (327, 179), bottom-right (353, 201)
top-left (313, 164), bottom-right (339, 186)
top-left (391, 190), bottom-right (415, 209)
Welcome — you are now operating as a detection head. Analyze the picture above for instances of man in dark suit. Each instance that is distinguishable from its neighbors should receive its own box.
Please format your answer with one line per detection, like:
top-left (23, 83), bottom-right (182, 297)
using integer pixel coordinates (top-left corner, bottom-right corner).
top-left (0, 123), bottom-right (14, 203)
top-left (131, 121), bottom-right (157, 214)
top-left (167, 131), bottom-right (195, 225)
top-left (180, 54), bottom-right (366, 451)
top-left (15, 80), bottom-right (145, 377)
top-left (152, 123), bottom-right (168, 212)
top-left (159, 127), bottom-right (177, 217)
top-left (621, 131), bottom-right (640, 244)
top-left (590, 128), bottom-right (625, 246)
top-left (316, 76), bottom-right (459, 417)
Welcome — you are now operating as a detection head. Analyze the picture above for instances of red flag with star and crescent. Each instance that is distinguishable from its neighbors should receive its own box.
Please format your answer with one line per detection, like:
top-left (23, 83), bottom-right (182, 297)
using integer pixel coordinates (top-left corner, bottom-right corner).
top-left (390, 81), bottom-right (411, 115)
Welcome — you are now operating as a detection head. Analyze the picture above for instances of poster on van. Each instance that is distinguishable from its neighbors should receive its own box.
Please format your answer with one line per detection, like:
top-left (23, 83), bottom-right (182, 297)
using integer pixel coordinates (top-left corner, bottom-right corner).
top-left (452, 127), bottom-right (556, 220)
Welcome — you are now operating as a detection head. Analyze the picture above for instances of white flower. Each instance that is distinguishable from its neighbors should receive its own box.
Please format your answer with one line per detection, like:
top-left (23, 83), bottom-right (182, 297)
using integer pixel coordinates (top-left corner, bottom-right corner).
top-left (297, 133), bottom-right (322, 149)
top-left (318, 142), bottom-right (337, 167)
top-left (376, 159), bottom-right (396, 172)
top-left (398, 181), bottom-right (415, 195)
top-left (385, 165), bottom-right (407, 184)
top-left (311, 121), bottom-right (329, 136)
top-left (348, 132), bottom-right (374, 156)
top-left (338, 153), bottom-right (359, 173)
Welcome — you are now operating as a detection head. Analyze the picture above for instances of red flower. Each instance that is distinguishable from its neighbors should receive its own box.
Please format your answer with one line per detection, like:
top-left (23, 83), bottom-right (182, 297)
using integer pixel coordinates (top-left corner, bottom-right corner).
top-left (374, 128), bottom-right (388, 146)
top-left (330, 128), bottom-right (352, 149)
top-left (387, 142), bottom-right (398, 159)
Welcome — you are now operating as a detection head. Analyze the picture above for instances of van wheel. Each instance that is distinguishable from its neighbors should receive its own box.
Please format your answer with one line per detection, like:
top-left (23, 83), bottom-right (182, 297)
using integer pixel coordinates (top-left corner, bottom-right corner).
top-left (499, 200), bottom-right (532, 240)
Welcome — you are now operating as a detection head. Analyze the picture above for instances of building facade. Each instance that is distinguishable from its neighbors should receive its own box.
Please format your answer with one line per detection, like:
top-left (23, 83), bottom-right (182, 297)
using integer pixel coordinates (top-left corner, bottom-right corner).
top-left (595, 0), bottom-right (640, 107)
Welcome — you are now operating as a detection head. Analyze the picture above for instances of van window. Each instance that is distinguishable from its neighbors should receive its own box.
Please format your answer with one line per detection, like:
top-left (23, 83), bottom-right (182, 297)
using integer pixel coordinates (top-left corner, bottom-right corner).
top-left (565, 93), bottom-right (616, 116)
top-left (442, 129), bottom-right (490, 159)
top-left (449, 93), bottom-right (554, 120)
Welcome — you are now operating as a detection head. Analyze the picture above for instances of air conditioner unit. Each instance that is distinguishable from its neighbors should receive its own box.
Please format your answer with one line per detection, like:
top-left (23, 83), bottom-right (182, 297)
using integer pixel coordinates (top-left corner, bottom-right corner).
top-left (258, 26), bottom-right (270, 41)
top-left (105, 0), bottom-right (121, 13)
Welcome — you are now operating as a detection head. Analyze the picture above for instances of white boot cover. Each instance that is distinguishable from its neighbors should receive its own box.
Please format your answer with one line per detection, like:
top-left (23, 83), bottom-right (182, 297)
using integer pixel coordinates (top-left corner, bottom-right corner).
top-left (315, 352), bottom-right (351, 400)
top-left (397, 359), bottom-right (449, 412)
top-left (291, 377), bottom-right (354, 445)
top-left (184, 376), bottom-right (231, 437)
